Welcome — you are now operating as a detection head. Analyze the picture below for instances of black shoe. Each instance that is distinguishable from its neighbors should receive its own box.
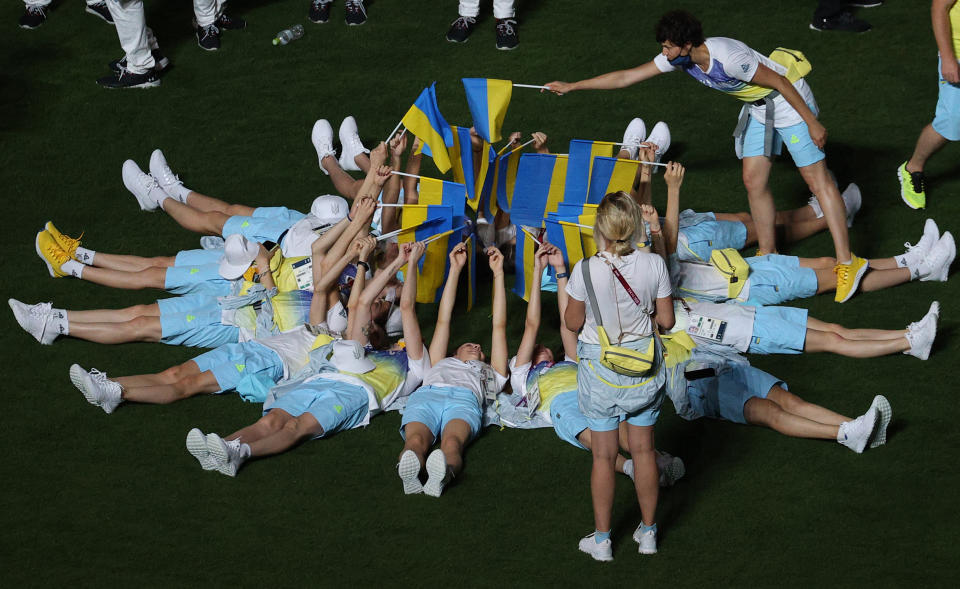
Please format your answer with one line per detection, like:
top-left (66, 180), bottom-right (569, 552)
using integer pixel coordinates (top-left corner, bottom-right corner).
top-left (345, 0), bottom-right (366, 25)
top-left (96, 67), bottom-right (160, 89)
top-left (18, 5), bottom-right (46, 29)
top-left (85, 1), bottom-right (114, 24)
top-left (216, 12), bottom-right (246, 30)
top-left (810, 11), bottom-right (871, 32)
top-left (309, 0), bottom-right (332, 23)
top-left (495, 18), bottom-right (518, 50)
top-left (109, 49), bottom-right (170, 75)
top-left (446, 16), bottom-right (476, 43)
top-left (196, 24), bottom-right (221, 50)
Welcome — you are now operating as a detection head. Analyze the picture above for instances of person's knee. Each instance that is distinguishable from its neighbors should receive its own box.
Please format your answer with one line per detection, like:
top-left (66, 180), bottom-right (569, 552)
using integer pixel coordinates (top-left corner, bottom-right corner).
top-left (129, 315), bottom-right (157, 341)
top-left (176, 373), bottom-right (215, 398)
top-left (742, 168), bottom-right (768, 195)
top-left (404, 429), bottom-right (430, 451)
top-left (439, 435), bottom-right (465, 457)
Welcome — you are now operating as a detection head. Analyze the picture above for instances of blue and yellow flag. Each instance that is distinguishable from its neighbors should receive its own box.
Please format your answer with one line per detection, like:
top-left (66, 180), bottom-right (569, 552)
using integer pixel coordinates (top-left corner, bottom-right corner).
top-left (511, 225), bottom-right (542, 301)
top-left (417, 177), bottom-right (467, 223)
top-left (493, 146), bottom-right (523, 214)
top-left (545, 209), bottom-right (597, 270)
top-left (509, 153), bottom-right (569, 228)
top-left (465, 234), bottom-right (476, 311)
top-left (415, 225), bottom-right (469, 304)
top-left (587, 156), bottom-right (642, 204)
top-left (401, 83), bottom-right (454, 173)
top-left (397, 204), bottom-right (454, 245)
top-left (474, 141), bottom-right (497, 216)
top-left (449, 126), bottom-right (477, 192)
top-left (461, 78), bottom-right (513, 144)
top-left (564, 140), bottom-right (617, 205)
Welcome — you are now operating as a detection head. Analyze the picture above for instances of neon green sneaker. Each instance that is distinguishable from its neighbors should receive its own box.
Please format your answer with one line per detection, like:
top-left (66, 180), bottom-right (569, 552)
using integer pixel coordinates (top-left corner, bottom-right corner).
top-left (898, 162), bottom-right (926, 209)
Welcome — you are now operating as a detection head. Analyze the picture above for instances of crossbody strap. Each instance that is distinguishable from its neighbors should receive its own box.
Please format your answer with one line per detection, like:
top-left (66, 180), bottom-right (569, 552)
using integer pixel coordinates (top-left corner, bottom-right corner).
top-left (581, 257), bottom-right (605, 329)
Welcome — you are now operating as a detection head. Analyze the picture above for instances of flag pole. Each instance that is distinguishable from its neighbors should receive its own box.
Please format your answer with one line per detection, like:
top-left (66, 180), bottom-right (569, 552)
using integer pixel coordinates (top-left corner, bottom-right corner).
top-left (506, 138), bottom-right (536, 156)
top-left (513, 83), bottom-right (549, 89)
top-left (520, 226), bottom-right (543, 245)
top-left (385, 121), bottom-right (404, 144)
top-left (390, 171), bottom-right (422, 179)
top-left (558, 220), bottom-right (594, 230)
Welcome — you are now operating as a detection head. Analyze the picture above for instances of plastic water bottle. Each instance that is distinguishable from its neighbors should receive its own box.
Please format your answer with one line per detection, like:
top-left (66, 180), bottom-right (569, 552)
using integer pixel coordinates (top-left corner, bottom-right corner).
top-left (272, 24), bottom-right (304, 46)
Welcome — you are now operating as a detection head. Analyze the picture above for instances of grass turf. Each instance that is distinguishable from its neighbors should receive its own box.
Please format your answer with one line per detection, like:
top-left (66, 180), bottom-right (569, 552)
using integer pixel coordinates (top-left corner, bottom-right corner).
top-left (1, 0), bottom-right (958, 585)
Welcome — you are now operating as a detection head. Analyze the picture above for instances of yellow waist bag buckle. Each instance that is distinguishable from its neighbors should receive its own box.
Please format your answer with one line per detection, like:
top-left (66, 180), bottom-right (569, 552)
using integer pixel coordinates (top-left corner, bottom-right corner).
top-left (709, 248), bottom-right (750, 299)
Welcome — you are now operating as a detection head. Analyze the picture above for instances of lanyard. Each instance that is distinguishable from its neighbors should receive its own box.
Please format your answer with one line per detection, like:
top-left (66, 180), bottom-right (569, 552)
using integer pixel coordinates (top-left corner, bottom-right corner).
top-left (599, 256), bottom-right (642, 306)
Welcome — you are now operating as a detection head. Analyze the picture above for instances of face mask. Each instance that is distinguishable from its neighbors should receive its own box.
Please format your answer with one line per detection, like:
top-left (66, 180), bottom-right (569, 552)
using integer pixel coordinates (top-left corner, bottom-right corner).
top-left (668, 53), bottom-right (692, 67)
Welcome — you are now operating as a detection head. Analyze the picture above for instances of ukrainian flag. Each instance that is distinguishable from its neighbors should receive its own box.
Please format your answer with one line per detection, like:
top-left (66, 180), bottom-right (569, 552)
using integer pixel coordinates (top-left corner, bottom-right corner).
top-left (461, 78), bottom-right (513, 143)
top-left (474, 141), bottom-right (497, 216)
top-left (563, 140), bottom-right (616, 205)
top-left (494, 146), bottom-right (523, 213)
top-left (397, 204), bottom-right (454, 246)
top-left (401, 83), bottom-right (454, 173)
top-left (511, 225), bottom-right (541, 301)
top-left (546, 204), bottom-right (597, 269)
top-left (509, 153), bottom-right (569, 228)
top-left (586, 156), bottom-right (642, 204)
top-left (449, 126), bottom-right (477, 194)
top-left (465, 234), bottom-right (476, 311)
top-left (415, 225), bottom-right (468, 304)
top-left (417, 177), bottom-right (467, 223)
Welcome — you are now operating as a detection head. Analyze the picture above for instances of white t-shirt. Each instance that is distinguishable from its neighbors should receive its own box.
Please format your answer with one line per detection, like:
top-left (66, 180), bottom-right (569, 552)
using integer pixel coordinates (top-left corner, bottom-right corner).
top-left (673, 300), bottom-right (755, 352)
top-left (255, 326), bottom-right (320, 379)
top-left (653, 37), bottom-right (816, 128)
top-left (566, 250), bottom-right (672, 345)
top-left (422, 357), bottom-right (508, 406)
top-left (326, 301), bottom-right (348, 334)
top-left (670, 255), bottom-right (752, 303)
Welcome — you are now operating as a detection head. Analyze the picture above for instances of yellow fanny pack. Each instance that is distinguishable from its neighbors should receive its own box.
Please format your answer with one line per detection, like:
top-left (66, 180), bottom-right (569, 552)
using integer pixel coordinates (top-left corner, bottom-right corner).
top-left (709, 248), bottom-right (750, 299)
top-left (769, 47), bottom-right (812, 84)
top-left (582, 257), bottom-right (656, 377)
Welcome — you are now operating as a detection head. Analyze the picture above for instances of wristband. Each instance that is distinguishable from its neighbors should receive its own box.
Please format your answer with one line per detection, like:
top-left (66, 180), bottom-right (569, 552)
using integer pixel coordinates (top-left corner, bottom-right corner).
top-left (356, 260), bottom-right (370, 272)
top-left (347, 213), bottom-right (354, 222)
top-left (555, 272), bottom-right (569, 280)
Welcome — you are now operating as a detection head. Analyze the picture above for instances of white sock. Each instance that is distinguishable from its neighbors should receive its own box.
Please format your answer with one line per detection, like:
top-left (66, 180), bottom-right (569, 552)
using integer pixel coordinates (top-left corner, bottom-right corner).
top-left (172, 186), bottom-right (193, 204)
top-left (239, 442), bottom-right (252, 461)
top-left (49, 312), bottom-right (69, 336)
top-left (75, 246), bottom-right (96, 265)
top-left (61, 260), bottom-right (84, 278)
top-left (905, 258), bottom-right (924, 281)
top-left (158, 195), bottom-right (173, 210)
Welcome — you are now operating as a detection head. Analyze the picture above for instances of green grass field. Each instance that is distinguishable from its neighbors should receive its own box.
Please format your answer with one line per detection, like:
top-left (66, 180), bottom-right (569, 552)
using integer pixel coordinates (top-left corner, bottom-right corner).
top-left (1, 0), bottom-right (958, 585)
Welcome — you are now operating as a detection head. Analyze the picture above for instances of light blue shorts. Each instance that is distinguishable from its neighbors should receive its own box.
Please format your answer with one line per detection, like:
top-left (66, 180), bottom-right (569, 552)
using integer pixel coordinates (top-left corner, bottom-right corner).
top-left (164, 263), bottom-right (231, 296)
top-left (748, 305), bottom-right (808, 355)
top-left (741, 103), bottom-right (825, 168)
top-left (193, 341), bottom-right (284, 393)
top-left (264, 379), bottom-right (369, 437)
top-left (221, 206), bottom-right (305, 245)
top-left (400, 385), bottom-right (482, 441)
top-left (576, 340), bottom-right (665, 432)
top-left (743, 254), bottom-right (818, 306)
top-left (677, 218), bottom-right (749, 262)
top-left (934, 57), bottom-right (960, 142)
top-left (174, 248), bottom-right (223, 267)
top-left (157, 295), bottom-right (239, 348)
top-left (687, 365), bottom-right (783, 424)
top-left (549, 390), bottom-right (589, 450)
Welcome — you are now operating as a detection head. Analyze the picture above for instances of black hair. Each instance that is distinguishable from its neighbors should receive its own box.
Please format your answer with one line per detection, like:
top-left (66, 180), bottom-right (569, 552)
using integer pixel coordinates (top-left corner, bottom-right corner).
top-left (655, 10), bottom-right (705, 47)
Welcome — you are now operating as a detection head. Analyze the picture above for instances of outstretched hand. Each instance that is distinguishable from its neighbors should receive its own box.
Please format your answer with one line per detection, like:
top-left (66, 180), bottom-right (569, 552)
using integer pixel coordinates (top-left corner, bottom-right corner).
top-left (543, 81), bottom-right (573, 95)
top-left (449, 242), bottom-right (468, 270)
top-left (664, 161), bottom-right (685, 189)
top-left (486, 246), bottom-right (504, 274)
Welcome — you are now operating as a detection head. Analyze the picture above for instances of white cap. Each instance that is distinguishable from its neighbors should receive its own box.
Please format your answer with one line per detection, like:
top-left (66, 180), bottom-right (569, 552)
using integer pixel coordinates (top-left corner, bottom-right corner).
top-left (384, 305), bottom-right (403, 337)
top-left (218, 234), bottom-right (259, 280)
top-left (309, 194), bottom-right (349, 227)
top-left (330, 340), bottom-right (376, 374)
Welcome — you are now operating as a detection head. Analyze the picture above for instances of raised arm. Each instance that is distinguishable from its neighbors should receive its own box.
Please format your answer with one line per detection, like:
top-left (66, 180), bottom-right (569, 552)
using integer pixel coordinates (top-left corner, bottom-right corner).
top-left (515, 244), bottom-right (549, 367)
top-left (254, 244), bottom-right (276, 291)
top-left (546, 243), bottom-right (578, 360)
top-left (662, 161), bottom-right (684, 256)
top-left (345, 236), bottom-right (377, 340)
top-left (352, 142), bottom-right (388, 199)
top-left (633, 144), bottom-right (656, 206)
top-left (308, 237), bottom-right (361, 326)
top-left (309, 216), bottom-right (351, 268)
top-left (400, 242), bottom-right (426, 362)
top-left (381, 134), bottom-right (408, 234)
top-left (403, 137), bottom-right (422, 203)
top-left (428, 242), bottom-right (466, 363)
top-left (322, 197), bottom-right (376, 275)
top-left (750, 64), bottom-right (826, 148)
top-left (487, 246), bottom-right (509, 378)
top-left (641, 204), bottom-right (667, 264)
top-left (544, 61), bottom-right (662, 94)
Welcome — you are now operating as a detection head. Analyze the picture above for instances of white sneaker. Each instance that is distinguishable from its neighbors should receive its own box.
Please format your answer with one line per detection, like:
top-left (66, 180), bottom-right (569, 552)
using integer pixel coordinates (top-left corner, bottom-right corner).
top-left (311, 119), bottom-right (337, 175)
top-left (898, 219), bottom-right (940, 273)
top-left (837, 407), bottom-right (879, 454)
top-left (338, 116), bottom-right (368, 172)
top-left (632, 524), bottom-right (658, 554)
top-left (423, 448), bottom-right (450, 497)
top-left (578, 532), bottom-right (614, 562)
top-left (645, 121), bottom-right (671, 168)
top-left (620, 117), bottom-right (646, 159)
top-left (122, 159), bottom-right (164, 211)
top-left (622, 458), bottom-right (635, 481)
top-left (904, 301), bottom-right (939, 360)
top-left (840, 183), bottom-right (861, 228)
top-left (149, 149), bottom-right (187, 203)
top-left (207, 433), bottom-right (244, 477)
top-left (9, 299), bottom-right (59, 344)
top-left (70, 364), bottom-right (123, 414)
top-left (655, 451), bottom-right (685, 487)
top-left (397, 449), bottom-right (423, 494)
top-left (919, 232), bottom-right (955, 282)
top-left (866, 395), bottom-right (892, 449)
top-left (186, 428), bottom-right (218, 471)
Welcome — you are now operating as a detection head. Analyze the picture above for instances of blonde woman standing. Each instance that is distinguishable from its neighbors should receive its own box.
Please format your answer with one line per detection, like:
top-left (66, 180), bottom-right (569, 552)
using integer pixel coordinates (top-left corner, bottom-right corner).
top-left (564, 191), bottom-right (675, 561)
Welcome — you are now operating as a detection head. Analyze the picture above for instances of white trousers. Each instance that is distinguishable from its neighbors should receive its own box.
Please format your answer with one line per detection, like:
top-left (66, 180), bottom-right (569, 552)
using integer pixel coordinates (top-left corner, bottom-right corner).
top-left (458, 0), bottom-right (515, 19)
top-left (26, 0), bottom-right (101, 6)
top-left (105, 0), bottom-right (225, 74)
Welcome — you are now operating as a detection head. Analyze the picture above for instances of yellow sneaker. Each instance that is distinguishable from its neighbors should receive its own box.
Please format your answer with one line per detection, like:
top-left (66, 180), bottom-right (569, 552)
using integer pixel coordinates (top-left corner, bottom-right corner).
top-left (44, 221), bottom-right (82, 260)
top-left (834, 254), bottom-right (869, 303)
top-left (897, 162), bottom-right (926, 210)
top-left (35, 230), bottom-right (72, 278)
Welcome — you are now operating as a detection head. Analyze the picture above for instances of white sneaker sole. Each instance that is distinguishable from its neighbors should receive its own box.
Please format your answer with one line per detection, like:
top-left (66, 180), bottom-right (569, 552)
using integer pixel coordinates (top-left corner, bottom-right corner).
top-left (423, 449), bottom-right (447, 498)
top-left (207, 434), bottom-right (238, 477)
top-left (186, 428), bottom-right (217, 471)
top-left (577, 541), bottom-right (614, 562)
top-left (69, 364), bottom-right (87, 396)
top-left (869, 395), bottom-right (892, 449)
top-left (632, 528), bottom-right (658, 555)
top-left (311, 120), bottom-right (336, 175)
top-left (397, 450), bottom-right (423, 495)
